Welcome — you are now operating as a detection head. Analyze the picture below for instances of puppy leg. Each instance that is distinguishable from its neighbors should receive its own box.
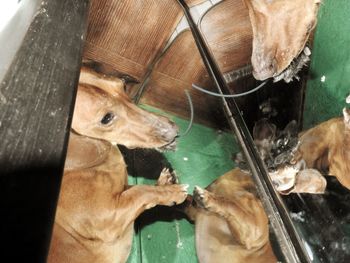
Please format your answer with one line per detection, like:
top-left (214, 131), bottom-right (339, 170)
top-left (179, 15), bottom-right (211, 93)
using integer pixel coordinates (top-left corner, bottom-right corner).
top-left (156, 168), bottom-right (198, 221)
top-left (115, 183), bottom-right (188, 232)
top-left (193, 186), bottom-right (269, 250)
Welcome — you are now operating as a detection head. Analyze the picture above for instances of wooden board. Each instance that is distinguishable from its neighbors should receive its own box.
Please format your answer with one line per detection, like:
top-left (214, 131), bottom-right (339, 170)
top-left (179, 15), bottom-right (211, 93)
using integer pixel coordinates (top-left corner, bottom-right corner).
top-left (186, 0), bottom-right (208, 6)
top-left (84, 0), bottom-right (183, 80)
top-left (140, 30), bottom-right (228, 128)
top-left (200, 0), bottom-right (252, 74)
top-left (0, 0), bottom-right (89, 261)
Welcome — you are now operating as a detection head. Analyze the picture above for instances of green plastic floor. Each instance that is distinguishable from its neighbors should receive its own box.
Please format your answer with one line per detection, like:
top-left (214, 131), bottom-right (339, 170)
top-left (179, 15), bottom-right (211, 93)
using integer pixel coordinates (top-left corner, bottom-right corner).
top-left (127, 107), bottom-right (238, 263)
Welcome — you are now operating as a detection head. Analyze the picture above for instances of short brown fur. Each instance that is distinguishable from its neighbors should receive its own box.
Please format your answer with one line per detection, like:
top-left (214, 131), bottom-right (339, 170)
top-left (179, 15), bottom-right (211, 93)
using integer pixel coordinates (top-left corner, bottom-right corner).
top-left (186, 168), bottom-right (277, 263)
top-left (48, 68), bottom-right (188, 263)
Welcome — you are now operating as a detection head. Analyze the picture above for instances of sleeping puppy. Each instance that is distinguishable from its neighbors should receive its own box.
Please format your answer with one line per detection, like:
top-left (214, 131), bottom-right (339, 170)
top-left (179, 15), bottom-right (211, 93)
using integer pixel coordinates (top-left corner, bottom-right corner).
top-left (48, 67), bottom-right (188, 263)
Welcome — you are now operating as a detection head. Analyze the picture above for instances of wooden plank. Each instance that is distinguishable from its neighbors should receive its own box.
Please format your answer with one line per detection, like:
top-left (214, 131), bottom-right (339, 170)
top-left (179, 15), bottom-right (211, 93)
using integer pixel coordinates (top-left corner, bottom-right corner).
top-left (140, 30), bottom-right (228, 128)
top-left (186, 0), bottom-right (208, 6)
top-left (200, 0), bottom-right (252, 73)
top-left (84, 0), bottom-right (183, 80)
top-left (0, 0), bottom-right (89, 261)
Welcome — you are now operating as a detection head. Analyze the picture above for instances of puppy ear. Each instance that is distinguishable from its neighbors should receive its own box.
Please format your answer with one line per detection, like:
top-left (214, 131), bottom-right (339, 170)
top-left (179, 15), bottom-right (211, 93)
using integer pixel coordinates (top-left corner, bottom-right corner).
top-left (291, 169), bottom-right (327, 194)
top-left (65, 133), bottom-right (111, 171)
top-left (79, 66), bottom-right (125, 97)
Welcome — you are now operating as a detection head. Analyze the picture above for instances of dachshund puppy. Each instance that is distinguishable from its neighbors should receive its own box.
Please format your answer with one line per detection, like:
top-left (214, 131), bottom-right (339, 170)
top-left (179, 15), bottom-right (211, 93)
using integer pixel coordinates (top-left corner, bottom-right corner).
top-left (48, 67), bottom-right (188, 263)
top-left (184, 168), bottom-right (277, 263)
top-left (244, 0), bottom-right (321, 82)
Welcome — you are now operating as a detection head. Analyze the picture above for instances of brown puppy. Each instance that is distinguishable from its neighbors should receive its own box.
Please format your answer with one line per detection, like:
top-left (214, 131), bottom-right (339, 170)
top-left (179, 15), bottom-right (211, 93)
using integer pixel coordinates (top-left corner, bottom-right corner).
top-left (244, 0), bottom-right (321, 81)
top-left (293, 108), bottom-right (350, 190)
top-left (186, 168), bottom-right (277, 263)
top-left (48, 67), bottom-right (188, 263)
top-left (243, 118), bottom-right (326, 195)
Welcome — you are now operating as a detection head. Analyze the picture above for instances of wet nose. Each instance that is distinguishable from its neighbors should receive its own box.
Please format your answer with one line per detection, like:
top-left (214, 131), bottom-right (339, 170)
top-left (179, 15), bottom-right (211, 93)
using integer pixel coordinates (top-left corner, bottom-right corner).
top-left (252, 53), bottom-right (277, 80)
top-left (155, 117), bottom-right (179, 141)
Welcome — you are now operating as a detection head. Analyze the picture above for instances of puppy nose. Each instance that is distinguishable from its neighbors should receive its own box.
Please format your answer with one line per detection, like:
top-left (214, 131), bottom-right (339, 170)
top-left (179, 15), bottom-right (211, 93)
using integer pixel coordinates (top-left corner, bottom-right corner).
top-left (155, 118), bottom-right (179, 140)
top-left (165, 120), bottom-right (179, 140)
top-left (252, 53), bottom-right (277, 80)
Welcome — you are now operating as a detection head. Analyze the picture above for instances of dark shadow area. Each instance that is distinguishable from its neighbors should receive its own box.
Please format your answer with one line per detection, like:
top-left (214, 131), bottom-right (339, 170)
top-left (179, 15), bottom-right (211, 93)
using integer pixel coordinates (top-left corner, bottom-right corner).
top-left (119, 146), bottom-right (174, 180)
top-left (230, 70), bottom-right (307, 134)
top-left (119, 146), bottom-right (190, 233)
top-left (0, 166), bottom-right (64, 263)
top-left (284, 177), bottom-right (350, 263)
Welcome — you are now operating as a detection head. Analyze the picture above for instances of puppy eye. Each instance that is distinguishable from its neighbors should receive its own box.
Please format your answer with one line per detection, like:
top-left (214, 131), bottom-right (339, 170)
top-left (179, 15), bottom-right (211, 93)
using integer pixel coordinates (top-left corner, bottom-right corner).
top-left (101, 112), bottom-right (115, 125)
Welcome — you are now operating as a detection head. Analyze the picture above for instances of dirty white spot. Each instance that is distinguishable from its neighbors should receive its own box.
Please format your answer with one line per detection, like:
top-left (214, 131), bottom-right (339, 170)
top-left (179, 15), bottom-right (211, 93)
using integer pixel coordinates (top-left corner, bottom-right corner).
top-left (304, 241), bottom-right (314, 261)
top-left (290, 211), bottom-right (305, 222)
top-left (0, 90), bottom-right (7, 104)
top-left (183, 157), bottom-right (188, 161)
top-left (320, 75), bottom-right (326, 82)
top-left (175, 221), bottom-right (183, 249)
top-left (346, 94), bottom-right (350, 104)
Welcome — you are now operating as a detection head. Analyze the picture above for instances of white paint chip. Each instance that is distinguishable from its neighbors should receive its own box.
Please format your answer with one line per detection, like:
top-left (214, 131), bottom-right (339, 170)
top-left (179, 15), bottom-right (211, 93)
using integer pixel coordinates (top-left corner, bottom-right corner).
top-left (320, 75), bottom-right (326, 82)
top-left (183, 157), bottom-right (188, 161)
top-left (175, 221), bottom-right (183, 249)
top-left (346, 94), bottom-right (350, 104)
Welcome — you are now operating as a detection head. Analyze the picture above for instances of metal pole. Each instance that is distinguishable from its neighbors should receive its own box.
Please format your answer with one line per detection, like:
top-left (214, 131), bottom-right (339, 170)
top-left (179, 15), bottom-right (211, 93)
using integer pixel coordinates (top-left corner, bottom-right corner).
top-left (176, 1), bottom-right (310, 262)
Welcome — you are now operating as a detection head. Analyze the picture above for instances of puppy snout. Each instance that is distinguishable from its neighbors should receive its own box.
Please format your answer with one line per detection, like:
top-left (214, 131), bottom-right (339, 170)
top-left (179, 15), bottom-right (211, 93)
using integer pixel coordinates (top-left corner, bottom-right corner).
top-left (156, 118), bottom-right (179, 142)
top-left (252, 51), bottom-right (278, 80)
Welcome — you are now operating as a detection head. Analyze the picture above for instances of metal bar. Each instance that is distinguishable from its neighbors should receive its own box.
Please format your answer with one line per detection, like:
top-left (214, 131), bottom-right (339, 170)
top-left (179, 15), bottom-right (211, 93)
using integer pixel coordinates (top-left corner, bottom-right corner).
top-left (176, 1), bottom-right (310, 262)
top-left (0, 0), bottom-right (90, 261)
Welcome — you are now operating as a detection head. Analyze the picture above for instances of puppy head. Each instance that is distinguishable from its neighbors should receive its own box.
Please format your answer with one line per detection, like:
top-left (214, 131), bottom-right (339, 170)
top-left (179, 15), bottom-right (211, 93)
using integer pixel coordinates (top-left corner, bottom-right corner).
top-left (243, 0), bottom-right (321, 81)
top-left (72, 84), bottom-right (178, 150)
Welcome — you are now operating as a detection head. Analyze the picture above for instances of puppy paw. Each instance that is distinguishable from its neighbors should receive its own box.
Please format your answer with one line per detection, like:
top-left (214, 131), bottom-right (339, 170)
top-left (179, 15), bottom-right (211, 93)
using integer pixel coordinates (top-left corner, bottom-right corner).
top-left (193, 186), bottom-right (211, 209)
top-left (157, 168), bottom-right (179, 186)
top-left (162, 184), bottom-right (189, 206)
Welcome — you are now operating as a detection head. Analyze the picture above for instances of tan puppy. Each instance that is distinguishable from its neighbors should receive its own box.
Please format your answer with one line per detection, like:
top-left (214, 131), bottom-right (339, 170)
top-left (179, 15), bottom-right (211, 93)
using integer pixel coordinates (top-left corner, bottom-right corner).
top-left (244, 0), bottom-right (321, 81)
top-left (293, 108), bottom-right (350, 190)
top-left (185, 168), bottom-right (277, 263)
top-left (48, 67), bottom-right (188, 263)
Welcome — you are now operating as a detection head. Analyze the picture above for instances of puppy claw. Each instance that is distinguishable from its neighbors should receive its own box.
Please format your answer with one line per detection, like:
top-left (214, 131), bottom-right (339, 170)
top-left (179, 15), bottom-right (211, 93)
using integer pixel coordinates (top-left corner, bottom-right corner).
top-left (193, 186), bottom-right (208, 208)
top-left (166, 184), bottom-right (188, 206)
top-left (182, 184), bottom-right (189, 192)
top-left (157, 168), bottom-right (179, 185)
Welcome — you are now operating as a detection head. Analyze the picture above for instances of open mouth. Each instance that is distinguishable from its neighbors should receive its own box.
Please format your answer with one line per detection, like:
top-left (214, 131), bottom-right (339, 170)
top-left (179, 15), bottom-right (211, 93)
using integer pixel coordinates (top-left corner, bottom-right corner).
top-left (157, 138), bottom-right (177, 152)
top-left (273, 46), bottom-right (311, 83)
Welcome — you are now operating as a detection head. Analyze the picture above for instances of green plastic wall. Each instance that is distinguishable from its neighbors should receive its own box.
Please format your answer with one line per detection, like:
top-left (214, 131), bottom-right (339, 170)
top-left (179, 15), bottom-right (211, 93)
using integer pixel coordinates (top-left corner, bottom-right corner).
top-left (304, 0), bottom-right (350, 128)
top-left (127, 107), bottom-right (238, 263)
